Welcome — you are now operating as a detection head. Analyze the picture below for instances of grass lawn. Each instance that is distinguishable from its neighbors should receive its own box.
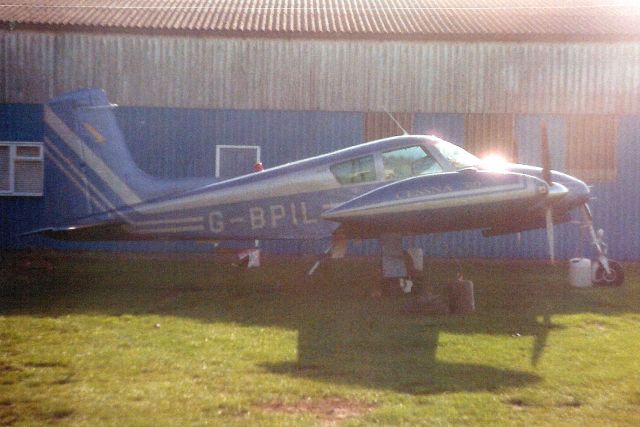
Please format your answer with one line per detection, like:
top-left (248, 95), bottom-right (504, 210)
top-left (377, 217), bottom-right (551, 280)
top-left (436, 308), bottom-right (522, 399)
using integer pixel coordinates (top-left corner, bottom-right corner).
top-left (1, 251), bottom-right (640, 426)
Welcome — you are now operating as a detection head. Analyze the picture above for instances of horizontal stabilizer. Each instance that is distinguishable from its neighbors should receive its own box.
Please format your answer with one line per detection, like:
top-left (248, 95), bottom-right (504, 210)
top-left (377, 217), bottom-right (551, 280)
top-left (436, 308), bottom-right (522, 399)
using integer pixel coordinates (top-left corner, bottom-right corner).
top-left (21, 221), bottom-right (138, 241)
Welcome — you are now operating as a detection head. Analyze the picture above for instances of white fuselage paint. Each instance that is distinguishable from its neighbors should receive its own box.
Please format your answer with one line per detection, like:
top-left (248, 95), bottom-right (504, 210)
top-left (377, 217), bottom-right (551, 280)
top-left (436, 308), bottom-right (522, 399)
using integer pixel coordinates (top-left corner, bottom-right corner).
top-left (134, 167), bottom-right (342, 216)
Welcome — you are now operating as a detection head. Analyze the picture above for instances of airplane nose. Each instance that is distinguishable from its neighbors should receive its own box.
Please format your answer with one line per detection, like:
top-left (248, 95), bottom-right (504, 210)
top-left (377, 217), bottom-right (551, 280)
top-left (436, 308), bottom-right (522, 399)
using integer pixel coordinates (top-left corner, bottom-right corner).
top-left (547, 182), bottom-right (569, 199)
top-left (551, 171), bottom-right (590, 203)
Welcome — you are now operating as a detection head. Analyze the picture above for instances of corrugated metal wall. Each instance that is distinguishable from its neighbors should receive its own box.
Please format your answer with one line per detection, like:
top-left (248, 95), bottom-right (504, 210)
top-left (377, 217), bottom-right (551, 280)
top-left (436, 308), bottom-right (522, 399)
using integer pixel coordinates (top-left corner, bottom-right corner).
top-left (2, 31), bottom-right (640, 114)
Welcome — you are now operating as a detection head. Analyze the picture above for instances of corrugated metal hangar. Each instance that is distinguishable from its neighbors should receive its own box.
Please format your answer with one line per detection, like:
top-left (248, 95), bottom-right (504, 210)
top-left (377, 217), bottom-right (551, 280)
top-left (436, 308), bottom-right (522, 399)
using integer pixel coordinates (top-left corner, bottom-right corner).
top-left (1, 0), bottom-right (640, 259)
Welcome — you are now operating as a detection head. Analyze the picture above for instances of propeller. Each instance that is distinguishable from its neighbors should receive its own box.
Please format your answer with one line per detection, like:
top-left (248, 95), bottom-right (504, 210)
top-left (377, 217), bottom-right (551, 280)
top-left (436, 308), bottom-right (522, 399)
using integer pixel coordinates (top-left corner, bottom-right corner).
top-left (540, 120), bottom-right (555, 264)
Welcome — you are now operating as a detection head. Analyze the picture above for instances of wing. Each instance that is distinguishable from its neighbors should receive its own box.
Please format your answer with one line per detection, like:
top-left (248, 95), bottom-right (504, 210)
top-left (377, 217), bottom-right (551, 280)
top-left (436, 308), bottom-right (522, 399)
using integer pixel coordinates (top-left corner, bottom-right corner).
top-left (322, 169), bottom-right (556, 239)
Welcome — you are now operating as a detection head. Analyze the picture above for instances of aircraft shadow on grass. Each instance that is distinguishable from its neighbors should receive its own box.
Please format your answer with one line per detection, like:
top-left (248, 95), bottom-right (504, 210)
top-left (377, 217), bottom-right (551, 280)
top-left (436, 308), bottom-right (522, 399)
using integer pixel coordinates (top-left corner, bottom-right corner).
top-left (1, 255), bottom-right (636, 396)
top-left (255, 271), bottom-right (554, 394)
top-left (262, 297), bottom-right (543, 395)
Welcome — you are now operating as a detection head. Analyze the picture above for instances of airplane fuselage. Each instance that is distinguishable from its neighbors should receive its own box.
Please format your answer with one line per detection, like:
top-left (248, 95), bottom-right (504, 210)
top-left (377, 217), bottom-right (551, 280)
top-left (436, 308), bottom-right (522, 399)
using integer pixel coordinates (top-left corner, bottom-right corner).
top-left (108, 135), bottom-right (590, 241)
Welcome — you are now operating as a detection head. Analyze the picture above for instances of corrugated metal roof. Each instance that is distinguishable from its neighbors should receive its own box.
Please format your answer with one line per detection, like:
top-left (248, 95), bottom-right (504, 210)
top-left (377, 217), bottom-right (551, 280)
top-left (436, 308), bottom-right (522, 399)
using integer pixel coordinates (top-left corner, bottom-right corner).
top-left (1, 0), bottom-right (640, 40)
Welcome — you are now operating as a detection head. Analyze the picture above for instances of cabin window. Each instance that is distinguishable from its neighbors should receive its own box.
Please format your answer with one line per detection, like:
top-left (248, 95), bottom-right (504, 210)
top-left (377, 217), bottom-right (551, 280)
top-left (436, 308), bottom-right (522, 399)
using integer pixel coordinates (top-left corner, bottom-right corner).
top-left (382, 146), bottom-right (442, 180)
top-left (433, 139), bottom-right (480, 169)
top-left (330, 155), bottom-right (376, 185)
top-left (0, 141), bottom-right (44, 196)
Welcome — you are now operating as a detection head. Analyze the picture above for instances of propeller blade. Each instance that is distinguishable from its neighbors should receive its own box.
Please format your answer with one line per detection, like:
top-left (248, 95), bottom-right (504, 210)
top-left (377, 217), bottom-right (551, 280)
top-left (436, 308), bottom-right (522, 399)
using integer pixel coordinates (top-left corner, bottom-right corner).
top-left (540, 120), bottom-right (552, 185)
top-left (541, 120), bottom-right (555, 263)
top-left (545, 207), bottom-right (555, 264)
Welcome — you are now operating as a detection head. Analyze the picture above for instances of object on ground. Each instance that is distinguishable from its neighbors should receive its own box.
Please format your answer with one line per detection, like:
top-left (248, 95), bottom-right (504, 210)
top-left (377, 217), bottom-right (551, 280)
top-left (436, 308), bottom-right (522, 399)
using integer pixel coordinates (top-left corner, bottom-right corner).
top-left (569, 257), bottom-right (593, 287)
top-left (447, 280), bottom-right (475, 314)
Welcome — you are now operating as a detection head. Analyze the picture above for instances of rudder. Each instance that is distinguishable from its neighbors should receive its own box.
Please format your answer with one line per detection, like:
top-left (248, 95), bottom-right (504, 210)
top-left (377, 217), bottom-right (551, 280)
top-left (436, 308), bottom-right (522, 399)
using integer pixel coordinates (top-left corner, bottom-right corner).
top-left (43, 88), bottom-right (209, 222)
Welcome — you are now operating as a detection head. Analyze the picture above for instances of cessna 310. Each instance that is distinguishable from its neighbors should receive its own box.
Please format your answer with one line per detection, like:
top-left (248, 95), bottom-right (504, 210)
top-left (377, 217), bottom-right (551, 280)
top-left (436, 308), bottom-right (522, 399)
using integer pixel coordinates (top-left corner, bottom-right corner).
top-left (28, 88), bottom-right (623, 286)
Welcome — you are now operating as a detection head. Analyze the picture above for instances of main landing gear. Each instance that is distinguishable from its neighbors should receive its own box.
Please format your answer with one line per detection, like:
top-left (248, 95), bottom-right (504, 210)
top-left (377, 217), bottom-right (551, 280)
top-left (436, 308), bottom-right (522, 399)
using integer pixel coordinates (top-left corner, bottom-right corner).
top-left (581, 204), bottom-right (624, 287)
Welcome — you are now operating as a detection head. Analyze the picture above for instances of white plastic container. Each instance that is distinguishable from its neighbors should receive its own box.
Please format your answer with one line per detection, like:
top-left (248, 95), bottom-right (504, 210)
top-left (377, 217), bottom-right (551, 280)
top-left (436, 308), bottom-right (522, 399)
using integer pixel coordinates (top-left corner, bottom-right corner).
top-left (569, 258), bottom-right (593, 288)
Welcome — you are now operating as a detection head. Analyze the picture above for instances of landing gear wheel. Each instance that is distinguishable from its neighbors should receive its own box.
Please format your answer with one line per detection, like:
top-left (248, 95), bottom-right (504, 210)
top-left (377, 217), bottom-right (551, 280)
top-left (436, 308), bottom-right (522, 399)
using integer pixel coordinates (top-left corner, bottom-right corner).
top-left (593, 261), bottom-right (624, 287)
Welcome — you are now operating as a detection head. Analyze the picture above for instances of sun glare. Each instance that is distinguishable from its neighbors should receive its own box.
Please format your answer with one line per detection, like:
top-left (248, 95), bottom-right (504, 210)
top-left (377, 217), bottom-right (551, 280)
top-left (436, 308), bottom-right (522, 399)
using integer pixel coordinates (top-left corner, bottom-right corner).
top-left (481, 154), bottom-right (509, 170)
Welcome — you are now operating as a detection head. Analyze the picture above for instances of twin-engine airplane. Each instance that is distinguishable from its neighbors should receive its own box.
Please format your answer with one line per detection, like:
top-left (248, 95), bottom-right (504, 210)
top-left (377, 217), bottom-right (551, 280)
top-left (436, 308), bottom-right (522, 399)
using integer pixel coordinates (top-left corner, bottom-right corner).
top-left (28, 88), bottom-right (623, 286)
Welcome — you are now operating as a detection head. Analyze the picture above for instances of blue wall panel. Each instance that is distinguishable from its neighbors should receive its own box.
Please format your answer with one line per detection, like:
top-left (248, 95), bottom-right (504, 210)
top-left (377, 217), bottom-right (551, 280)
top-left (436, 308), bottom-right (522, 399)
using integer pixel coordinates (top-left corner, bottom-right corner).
top-left (2, 103), bottom-right (640, 261)
top-left (0, 104), bottom-right (45, 250)
top-left (116, 107), bottom-right (364, 178)
top-left (592, 115), bottom-right (640, 259)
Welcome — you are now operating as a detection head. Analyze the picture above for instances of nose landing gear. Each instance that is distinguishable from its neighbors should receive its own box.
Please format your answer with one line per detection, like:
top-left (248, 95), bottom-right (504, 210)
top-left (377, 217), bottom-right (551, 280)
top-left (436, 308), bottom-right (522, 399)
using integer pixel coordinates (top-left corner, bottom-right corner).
top-left (581, 204), bottom-right (624, 287)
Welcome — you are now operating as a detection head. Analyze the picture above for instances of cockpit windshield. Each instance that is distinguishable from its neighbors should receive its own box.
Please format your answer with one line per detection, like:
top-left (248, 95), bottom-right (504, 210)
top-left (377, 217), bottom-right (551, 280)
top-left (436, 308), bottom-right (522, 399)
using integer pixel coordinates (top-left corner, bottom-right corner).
top-left (432, 138), bottom-right (481, 169)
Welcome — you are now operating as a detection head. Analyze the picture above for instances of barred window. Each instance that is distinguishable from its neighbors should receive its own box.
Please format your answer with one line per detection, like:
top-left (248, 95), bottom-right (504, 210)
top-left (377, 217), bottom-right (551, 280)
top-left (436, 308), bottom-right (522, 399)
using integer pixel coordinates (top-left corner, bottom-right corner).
top-left (0, 142), bottom-right (44, 196)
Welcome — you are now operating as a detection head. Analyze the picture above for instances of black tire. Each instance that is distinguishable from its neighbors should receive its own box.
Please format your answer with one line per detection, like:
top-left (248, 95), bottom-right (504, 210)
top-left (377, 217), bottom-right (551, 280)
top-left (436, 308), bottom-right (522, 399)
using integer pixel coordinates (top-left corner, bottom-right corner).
top-left (593, 260), bottom-right (624, 287)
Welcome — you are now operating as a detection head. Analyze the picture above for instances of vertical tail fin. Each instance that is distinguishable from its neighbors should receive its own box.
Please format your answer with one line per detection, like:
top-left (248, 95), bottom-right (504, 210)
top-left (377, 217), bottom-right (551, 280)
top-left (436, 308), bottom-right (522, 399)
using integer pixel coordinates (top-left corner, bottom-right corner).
top-left (44, 88), bottom-right (209, 221)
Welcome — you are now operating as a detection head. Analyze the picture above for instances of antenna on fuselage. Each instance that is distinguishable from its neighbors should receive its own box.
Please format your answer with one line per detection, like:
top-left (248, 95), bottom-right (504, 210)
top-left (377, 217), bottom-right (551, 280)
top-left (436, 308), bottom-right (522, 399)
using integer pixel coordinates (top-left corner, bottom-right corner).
top-left (383, 109), bottom-right (409, 135)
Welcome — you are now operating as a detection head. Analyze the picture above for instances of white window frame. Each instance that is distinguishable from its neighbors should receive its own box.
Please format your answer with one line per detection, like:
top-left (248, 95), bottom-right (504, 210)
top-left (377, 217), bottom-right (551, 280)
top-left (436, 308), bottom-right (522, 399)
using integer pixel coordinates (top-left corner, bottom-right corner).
top-left (0, 141), bottom-right (44, 197)
top-left (215, 145), bottom-right (261, 178)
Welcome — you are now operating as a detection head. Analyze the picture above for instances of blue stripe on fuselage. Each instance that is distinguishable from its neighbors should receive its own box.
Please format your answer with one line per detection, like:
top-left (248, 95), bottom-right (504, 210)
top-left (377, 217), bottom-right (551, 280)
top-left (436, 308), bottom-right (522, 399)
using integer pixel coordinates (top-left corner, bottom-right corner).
top-left (129, 184), bottom-right (381, 240)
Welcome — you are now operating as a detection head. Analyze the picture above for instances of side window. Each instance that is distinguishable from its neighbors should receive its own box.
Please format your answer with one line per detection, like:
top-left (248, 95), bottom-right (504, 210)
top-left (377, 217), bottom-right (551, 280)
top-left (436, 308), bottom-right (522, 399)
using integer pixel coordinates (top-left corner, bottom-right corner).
top-left (382, 146), bottom-right (442, 180)
top-left (330, 155), bottom-right (376, 185)
top-left (0, 142), bottom-right (44, 196)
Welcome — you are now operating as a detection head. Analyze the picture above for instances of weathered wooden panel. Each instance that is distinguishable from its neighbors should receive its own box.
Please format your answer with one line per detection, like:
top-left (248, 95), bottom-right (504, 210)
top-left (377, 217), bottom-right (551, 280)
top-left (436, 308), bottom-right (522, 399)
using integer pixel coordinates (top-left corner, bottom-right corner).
top-left (464, 114), bottom-right (516, 160)
top-left (566, 115), bottom-right (618, 182)
top-left (363, 112), bottom-right (413, 142)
